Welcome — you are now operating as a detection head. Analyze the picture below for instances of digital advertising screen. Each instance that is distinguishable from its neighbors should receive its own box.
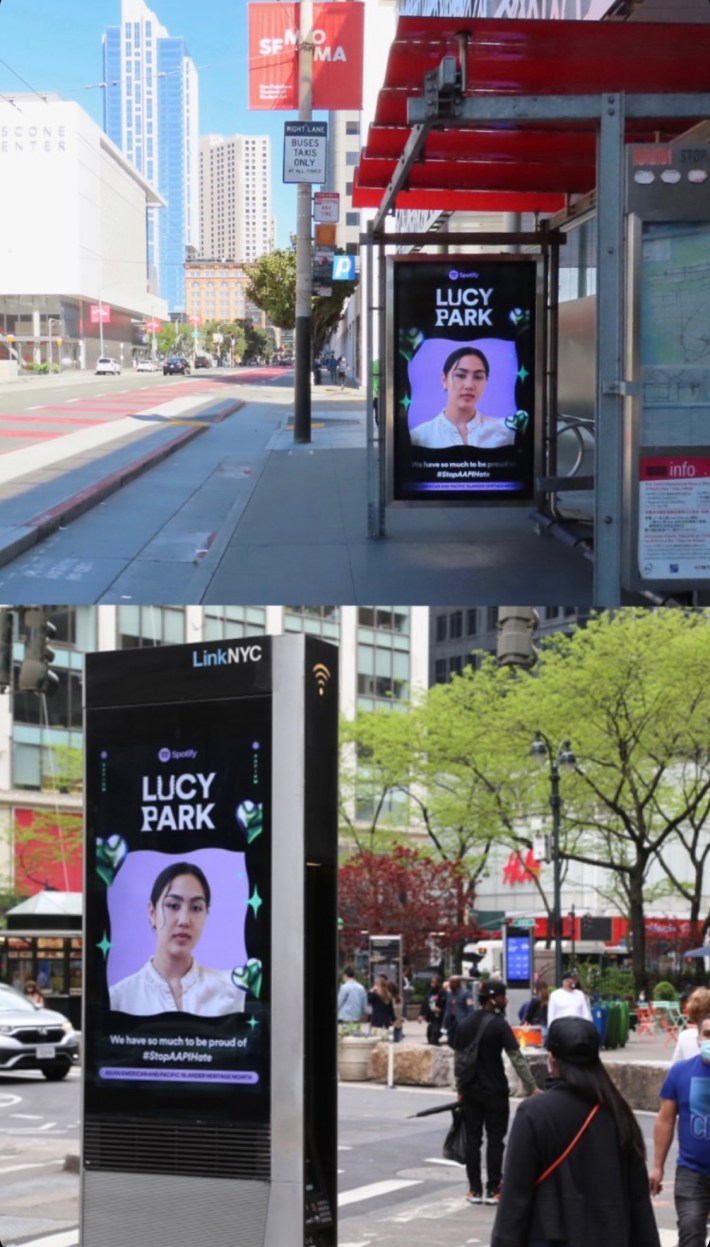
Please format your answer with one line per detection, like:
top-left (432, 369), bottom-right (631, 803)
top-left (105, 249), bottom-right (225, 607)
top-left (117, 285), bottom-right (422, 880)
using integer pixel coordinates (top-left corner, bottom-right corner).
top-left (391, 256), bottom-right (537, 503)
top-left (84, 696), bottom-right (271, 1125)
top-left (505, 935), bottom-right (532, 986)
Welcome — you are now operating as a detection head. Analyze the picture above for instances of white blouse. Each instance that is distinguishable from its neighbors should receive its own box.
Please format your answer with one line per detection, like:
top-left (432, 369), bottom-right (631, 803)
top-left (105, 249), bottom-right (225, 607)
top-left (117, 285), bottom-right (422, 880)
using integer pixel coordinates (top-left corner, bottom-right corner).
top-left (410, 410), bottom-right (514, 449)
top-left (110, 958), bottom-right (246, 1017)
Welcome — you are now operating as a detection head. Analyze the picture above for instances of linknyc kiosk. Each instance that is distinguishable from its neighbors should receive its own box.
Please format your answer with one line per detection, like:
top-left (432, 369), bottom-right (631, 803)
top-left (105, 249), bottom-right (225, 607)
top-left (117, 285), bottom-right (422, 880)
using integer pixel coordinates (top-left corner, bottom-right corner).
top-left (81, 635), bottom-right (338, 1247)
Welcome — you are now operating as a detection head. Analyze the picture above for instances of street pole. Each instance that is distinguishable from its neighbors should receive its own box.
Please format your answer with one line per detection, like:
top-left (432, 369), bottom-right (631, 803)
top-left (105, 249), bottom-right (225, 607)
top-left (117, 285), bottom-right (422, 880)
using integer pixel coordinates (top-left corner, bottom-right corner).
top-left (293, 0), bottom-right (313, 444)
top-left (550, 758), bottom-right (563, 987)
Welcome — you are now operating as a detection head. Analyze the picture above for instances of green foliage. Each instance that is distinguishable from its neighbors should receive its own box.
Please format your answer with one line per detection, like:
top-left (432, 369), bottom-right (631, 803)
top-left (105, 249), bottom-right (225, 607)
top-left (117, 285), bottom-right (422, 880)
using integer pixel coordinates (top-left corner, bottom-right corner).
top-left (156, 322), bottom-right (190, 357)
top-left (594, 968), bottom-right (635, 999)
top-left (245, 247), bottom-right (356, 351)
top-left (653, 980), bottom-right (678, 1001)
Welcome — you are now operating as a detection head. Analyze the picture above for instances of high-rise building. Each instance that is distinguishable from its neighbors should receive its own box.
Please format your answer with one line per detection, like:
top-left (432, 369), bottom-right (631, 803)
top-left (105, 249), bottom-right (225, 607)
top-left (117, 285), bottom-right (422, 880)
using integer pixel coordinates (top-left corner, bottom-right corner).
top-left (102, 0), bottom-right (199, 312)
top-left (200, 135), bottom-right (274, 263)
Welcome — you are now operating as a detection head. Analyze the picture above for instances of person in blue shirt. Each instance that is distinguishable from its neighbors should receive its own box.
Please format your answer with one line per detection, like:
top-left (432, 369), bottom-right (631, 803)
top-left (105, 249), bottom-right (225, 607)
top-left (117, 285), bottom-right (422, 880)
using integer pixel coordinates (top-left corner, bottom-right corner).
top-left (650, 1014), bottom-right (710, 1247)
top-left (337, 966), bottom-right (367, 1023)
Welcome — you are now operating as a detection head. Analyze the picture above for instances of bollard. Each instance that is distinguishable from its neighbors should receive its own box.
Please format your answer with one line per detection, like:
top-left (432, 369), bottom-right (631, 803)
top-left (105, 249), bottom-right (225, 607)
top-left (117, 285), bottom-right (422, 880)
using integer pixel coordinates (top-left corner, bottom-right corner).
top-left (387, 1026), bottom-right (396, 1088)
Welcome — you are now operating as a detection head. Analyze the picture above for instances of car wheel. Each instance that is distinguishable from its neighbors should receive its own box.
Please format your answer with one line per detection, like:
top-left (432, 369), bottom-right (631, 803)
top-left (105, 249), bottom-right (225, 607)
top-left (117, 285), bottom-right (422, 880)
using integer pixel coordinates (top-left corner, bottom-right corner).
top-left (41, 1063), bottom-right (71, 1081)
top-left (163, 369), bottom-right (168, 375)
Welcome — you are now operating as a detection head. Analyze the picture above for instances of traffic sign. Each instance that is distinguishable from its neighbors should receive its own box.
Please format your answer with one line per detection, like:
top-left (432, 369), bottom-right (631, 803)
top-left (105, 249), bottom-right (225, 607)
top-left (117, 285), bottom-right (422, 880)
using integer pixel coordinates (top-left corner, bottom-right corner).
top-left (314, 192), bottom-right (339, 224)
top-left (283, 121), bottom-right (328, 184)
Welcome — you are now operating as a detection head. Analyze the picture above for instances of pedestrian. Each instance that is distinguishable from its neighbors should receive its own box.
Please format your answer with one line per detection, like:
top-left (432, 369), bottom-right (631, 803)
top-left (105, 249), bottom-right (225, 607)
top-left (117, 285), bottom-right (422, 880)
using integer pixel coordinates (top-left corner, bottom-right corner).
top-left (418, 973), bottom-right (447, 1046)
top-left (443, 974), bottom-right (475, 1047)
top-left (337, 355), bottom-right (347, 390)
top-left (650, 1012), bottom-right (710, 1247)
top-left (547, 968), bottom-right (593, 1024)
top-left (671, 987), bottom-right (710, 1062)
top-left (388, 979), bottom-right (405, 1042)
top-left (402, 970), bottom-right (414, 1020)
top-left (328, 354), bottom-right (337, 384)
top-left (24, 979), bottom-right (46, 1007)
top-left (453, 979), bottom-right (539, 1207)
top-left (367, 975), bottom-right (395, 1036)
top-left (337, 965), bottom-right (367, 1024)
top-left (491, 1017), bottom-right (660, 1247)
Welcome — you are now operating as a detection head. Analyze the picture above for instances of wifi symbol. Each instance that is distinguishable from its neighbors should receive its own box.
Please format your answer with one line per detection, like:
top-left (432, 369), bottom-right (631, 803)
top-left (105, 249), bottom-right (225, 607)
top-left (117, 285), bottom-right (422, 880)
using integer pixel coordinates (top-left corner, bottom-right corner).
top-left (313, 663), bottom-right (331, 696)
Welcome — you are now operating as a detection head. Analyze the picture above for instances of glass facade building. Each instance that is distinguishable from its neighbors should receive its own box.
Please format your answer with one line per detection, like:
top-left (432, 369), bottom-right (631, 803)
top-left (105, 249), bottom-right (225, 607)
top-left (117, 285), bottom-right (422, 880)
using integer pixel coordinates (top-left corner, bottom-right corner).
top-left (102, 0), bottom-right (199, 311)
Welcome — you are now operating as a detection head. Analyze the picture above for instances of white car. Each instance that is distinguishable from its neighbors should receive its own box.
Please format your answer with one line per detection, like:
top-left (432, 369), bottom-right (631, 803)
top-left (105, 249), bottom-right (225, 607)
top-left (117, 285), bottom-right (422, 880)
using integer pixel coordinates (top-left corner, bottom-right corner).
top-left (136, 358), bottom-right (159, 372)
top-left (95, 357), bottom-right (121, 375)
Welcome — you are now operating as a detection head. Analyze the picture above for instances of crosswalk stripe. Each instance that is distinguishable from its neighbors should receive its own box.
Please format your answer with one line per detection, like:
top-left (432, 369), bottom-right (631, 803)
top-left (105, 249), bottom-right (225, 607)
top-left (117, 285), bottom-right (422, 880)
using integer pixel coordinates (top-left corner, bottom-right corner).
top-left (338, 1178), bottom-right (421, 1207)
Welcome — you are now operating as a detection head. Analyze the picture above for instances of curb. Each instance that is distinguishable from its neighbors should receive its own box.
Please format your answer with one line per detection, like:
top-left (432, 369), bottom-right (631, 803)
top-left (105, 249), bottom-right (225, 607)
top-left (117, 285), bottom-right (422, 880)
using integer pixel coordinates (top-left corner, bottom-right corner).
top-left (0, 397), bottom-right (244, 570)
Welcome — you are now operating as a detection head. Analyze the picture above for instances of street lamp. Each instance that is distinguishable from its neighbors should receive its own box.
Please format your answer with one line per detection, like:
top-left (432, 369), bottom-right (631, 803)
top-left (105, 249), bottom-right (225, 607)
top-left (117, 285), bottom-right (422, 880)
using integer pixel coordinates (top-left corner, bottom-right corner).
top-left (530, 732), bottom-right (576, 988)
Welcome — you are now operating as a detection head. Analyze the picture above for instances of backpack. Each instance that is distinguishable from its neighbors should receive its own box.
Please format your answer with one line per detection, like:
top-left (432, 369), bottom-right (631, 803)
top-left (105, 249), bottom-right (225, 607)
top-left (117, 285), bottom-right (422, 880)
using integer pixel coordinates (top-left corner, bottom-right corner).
top-left (454, 1011), bottom-right (494, 1091)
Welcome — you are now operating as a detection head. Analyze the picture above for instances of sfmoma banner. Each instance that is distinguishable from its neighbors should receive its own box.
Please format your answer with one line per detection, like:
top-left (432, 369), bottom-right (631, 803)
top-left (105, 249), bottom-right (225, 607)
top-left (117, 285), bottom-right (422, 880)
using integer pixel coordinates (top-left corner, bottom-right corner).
top-left (248, 2), bottom-right (364, 110)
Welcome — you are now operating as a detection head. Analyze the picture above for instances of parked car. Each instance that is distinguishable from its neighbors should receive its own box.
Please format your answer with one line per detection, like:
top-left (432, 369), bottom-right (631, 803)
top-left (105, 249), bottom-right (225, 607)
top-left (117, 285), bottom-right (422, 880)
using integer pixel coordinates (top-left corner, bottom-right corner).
top-left (194, 354), bottom-right (213, 369)
top-left (0, 983), bottom-right (80, 1081)
top-left (136, 357), bottom-right (159, 372)
top-left (163, 356), bottom-right (191, 375)
top-left (95, 356), bottom-right (121, 375)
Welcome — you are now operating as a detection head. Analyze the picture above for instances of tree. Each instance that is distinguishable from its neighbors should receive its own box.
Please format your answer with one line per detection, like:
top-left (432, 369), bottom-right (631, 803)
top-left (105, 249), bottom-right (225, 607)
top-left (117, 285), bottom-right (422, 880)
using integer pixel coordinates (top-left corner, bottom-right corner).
top-left (505, 609), bottom-right (710, 993)
top-left (338, 844), bottom-right (475, 970)
top-left (245, 248), bottom-right (357, 356)
top-left (156, 322), bottom-right (190, 357)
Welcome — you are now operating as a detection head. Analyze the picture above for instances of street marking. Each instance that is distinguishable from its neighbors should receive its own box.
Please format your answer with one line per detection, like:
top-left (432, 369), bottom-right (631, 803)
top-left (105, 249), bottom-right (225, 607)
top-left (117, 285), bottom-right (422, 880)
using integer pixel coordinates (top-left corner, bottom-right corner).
top-left (424, 1156), bottom-right (465, 1167)
top-left (0, 1159), bottom-right (63, 1174)
top-left (0, 394), bottom-right (214, 483)
top-left (39, 1122), bottom-right (58, 1130)
top-left (11, 1113), bottom-right (43, 1119)
top-left (9, 1232), bottom-right (79, 1247)
top-left (338, 1179), bottom-right (421, 1207)
top-left (0, 1093), bottom-right (22, 1109)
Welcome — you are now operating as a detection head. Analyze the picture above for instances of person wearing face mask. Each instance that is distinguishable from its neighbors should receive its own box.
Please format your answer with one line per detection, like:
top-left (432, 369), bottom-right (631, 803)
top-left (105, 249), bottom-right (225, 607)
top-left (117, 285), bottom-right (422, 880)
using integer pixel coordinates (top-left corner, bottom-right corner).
top-left (649, 1015), bottom-right (710, 1247)
top-left (491, 1017), bottom-right (659, 1247)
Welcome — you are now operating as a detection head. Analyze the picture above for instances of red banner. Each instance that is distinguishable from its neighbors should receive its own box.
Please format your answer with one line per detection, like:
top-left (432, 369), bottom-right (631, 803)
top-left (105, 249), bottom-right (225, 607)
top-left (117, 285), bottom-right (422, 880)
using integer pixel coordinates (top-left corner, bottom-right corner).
top-left (90, 304), bottom-right (111, 324)
top-left (248, 2), bottom-right (364, 111)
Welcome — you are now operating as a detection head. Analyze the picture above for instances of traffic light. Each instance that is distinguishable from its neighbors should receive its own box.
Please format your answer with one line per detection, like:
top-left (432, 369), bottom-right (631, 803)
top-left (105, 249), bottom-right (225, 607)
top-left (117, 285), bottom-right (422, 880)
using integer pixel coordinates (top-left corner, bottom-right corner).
top-left (496, 607), bottom-right (539, 669)
top-left (0, 608), bottom-right (13, 691)
top-left (19, 608), bottom-right (59, 696)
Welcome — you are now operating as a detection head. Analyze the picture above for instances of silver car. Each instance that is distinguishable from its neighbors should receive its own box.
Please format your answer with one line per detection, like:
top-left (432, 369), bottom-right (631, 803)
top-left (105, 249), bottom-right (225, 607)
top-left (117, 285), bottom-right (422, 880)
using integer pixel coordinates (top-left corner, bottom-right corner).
top-left (0, 984), bottom-right (79, 1080)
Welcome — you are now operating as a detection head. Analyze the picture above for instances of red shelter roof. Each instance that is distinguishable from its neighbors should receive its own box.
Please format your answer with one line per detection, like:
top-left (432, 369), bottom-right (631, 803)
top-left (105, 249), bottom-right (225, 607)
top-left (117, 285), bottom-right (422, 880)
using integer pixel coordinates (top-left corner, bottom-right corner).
top-left (353, 17), bottom-right (710, 214)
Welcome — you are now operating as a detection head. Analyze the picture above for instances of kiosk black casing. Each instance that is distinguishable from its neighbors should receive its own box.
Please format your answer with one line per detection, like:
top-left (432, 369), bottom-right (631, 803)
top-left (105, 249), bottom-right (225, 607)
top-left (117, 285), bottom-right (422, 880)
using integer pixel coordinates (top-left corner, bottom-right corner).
top-left (81, 635), bottom-right (338, 1247)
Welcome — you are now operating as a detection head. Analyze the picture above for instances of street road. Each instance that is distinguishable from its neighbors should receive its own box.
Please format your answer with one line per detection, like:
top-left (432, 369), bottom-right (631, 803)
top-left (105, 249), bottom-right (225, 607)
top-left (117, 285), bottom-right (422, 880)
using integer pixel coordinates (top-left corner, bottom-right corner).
top-left (0, 1075), bottom-right (681, 1247)
top-left (0, 365), bottom-right (296, 603)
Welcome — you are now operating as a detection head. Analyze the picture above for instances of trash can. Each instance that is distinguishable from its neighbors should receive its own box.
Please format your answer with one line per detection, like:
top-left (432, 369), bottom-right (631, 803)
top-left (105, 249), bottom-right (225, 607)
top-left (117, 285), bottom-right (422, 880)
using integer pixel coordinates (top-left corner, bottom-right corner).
top-left (592, 1004), bottom-right (608, 1046)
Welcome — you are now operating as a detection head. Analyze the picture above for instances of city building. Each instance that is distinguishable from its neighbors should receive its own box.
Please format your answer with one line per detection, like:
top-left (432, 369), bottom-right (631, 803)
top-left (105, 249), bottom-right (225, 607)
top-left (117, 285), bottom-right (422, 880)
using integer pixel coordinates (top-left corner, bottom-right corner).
top-left (184, 259), bottom-right (267, 331)
top-left (102, 0), bottom-right (199, 312)
top-left (199, 134), bottom-right (274, 264)
top-left (0, 96), bottom-right (167, 372)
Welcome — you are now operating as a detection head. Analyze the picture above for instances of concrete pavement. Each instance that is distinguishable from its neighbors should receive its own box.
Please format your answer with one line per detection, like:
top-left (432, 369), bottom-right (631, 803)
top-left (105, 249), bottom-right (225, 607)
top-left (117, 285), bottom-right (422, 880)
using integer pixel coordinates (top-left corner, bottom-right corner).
top-left (0, 372), bottom-right (598, 604)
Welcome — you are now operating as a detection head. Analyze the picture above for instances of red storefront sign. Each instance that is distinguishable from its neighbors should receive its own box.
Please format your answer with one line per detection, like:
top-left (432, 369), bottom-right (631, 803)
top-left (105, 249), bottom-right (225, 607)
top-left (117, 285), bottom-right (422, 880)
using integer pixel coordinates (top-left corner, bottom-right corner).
top-left (248, 2), bottom-right (364, 110)
top-left (90, 305), bottom-right (111, 324)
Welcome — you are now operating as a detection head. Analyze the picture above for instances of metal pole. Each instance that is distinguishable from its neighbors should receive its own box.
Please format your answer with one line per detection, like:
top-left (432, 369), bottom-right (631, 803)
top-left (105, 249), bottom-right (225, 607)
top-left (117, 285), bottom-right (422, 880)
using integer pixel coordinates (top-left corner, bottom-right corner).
top-left (550, 759), bottom-right (563, 987)
top-left (293, 0), bottom-right (313, 444)
top-left (593, 92), bottom-right (625, 606)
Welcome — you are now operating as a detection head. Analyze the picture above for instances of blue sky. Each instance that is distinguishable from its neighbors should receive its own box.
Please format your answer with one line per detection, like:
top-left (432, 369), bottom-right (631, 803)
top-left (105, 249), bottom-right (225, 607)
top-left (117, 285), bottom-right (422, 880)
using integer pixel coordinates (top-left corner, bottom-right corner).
top-left (0, 0), bottom-right (298, 246)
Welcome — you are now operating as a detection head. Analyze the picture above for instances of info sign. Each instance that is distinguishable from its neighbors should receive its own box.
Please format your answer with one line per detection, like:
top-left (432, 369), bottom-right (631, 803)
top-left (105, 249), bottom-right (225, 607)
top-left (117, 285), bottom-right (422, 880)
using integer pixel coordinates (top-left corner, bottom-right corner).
top-left (283, 121), bottom-right (327, 184)
top-left (390, 256), bottom-right (537, 503)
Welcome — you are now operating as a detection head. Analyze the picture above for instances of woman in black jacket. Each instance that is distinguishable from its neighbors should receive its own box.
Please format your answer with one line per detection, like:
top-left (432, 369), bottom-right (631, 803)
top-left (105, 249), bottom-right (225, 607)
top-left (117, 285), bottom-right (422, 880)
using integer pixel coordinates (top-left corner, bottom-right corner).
top-left (491, 1017), bottom-right (660, 1247)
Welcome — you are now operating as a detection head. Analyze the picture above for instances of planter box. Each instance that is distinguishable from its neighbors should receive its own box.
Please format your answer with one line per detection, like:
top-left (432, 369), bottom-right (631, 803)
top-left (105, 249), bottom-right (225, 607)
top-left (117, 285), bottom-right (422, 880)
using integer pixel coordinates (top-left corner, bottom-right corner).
top-left (338, 1035), bottom-right (380, 1081)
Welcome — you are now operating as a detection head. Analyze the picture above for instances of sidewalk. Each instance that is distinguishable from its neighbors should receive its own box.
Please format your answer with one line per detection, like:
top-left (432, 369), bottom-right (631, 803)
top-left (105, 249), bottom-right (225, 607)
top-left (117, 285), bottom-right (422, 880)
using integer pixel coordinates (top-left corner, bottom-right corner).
top-left (0, 376), bottom-right (597, 603)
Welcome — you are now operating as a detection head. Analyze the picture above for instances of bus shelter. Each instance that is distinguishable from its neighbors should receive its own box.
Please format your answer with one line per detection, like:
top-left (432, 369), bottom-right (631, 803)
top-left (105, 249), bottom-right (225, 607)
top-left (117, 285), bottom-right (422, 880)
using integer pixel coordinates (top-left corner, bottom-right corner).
top-left (353, 17), bottom-right (710, 606)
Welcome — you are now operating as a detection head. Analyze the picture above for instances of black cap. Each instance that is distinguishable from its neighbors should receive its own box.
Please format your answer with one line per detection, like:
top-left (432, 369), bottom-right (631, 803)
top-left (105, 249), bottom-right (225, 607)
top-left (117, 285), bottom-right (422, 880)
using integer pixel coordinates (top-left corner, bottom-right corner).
top-left (547, 1017), bottom-right (600, 1067)
top-left (478, 979), bottom-right (507, 1001)
top-left (561, 969), bottom-right (579, 981)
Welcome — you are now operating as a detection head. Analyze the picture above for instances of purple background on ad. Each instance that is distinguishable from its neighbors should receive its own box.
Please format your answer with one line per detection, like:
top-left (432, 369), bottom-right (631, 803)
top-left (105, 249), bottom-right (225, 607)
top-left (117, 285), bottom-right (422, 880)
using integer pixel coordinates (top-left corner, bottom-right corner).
top-left (106, 848), bottom-right (248, 984)
top-left (407, 337), bottom-right (519, 431)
